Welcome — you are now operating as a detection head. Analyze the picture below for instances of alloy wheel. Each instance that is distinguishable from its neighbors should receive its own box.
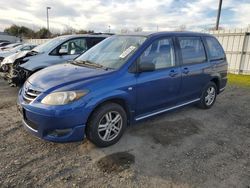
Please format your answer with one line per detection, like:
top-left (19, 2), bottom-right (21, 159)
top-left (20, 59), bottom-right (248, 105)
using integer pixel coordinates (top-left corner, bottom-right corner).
top-left (205, 86), bottom-right (216, 106)
top-left (97, 111), bottom-right (123, 142)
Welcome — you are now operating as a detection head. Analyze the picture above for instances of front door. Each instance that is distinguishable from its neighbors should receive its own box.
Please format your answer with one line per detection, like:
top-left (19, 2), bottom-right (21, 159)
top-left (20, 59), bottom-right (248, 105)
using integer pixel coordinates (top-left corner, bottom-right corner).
top-left (135, 37), bottom-right (182, 118)
top-left (49, 37), bottom-right (88, 65)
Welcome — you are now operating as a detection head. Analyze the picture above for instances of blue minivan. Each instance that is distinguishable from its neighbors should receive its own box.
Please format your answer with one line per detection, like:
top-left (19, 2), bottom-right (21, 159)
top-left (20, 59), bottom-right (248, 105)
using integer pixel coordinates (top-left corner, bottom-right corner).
top-left (17, 32), bottom-right (227, 147)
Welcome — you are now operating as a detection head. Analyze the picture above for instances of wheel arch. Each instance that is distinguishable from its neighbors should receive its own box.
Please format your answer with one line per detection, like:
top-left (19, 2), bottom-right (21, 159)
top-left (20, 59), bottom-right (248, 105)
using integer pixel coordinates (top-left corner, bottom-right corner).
top-left (86, 96), bottom-right (132, 127)
top-left (210, 76), bottom-right (221, 93)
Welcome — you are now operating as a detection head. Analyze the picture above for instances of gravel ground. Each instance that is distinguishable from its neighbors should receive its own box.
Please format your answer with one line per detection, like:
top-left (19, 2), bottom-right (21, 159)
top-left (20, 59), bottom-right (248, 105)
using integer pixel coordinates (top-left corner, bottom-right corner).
top-left (0, 78), bottom-right (249, 188)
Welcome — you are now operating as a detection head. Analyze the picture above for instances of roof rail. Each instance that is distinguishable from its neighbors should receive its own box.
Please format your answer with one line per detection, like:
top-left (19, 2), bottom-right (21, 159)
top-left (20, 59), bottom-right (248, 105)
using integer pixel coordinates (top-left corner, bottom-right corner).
top-left (90, 32), bottom-right (114, 35)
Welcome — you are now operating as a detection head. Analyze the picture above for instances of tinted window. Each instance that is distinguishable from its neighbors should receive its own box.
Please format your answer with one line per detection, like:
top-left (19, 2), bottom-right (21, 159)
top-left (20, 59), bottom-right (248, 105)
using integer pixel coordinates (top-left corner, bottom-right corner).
top-left (206, 37), bottom-right (225, 60)
top-left (91, 38), bottom-right (105, 46)
top-left (179, 37), bottom-right (206, 64)
top-left (139, 38), bottom-right (175, 70)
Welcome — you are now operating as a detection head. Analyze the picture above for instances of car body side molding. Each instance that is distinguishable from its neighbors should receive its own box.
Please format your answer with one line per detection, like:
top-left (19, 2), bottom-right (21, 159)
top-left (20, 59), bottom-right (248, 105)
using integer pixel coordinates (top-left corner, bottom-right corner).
top-left (135, 98), bottom-right (200, 121)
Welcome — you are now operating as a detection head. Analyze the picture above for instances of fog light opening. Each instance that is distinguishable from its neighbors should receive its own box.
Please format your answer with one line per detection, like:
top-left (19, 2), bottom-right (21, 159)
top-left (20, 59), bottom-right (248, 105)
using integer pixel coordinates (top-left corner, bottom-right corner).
top-left (47, 128), bottom-right (72, 137)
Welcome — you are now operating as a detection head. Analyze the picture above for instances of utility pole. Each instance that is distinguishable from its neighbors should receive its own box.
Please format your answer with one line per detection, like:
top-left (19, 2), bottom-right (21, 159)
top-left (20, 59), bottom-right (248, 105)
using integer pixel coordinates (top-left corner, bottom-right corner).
top-left (46, 6), bottom-right (51, 37)
top-left (215, 0), bottom-right (223, 30)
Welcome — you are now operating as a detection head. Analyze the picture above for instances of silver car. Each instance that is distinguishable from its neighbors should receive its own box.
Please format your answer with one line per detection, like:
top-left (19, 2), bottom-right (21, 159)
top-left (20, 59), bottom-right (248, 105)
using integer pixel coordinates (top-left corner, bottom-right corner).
top-left (1, 34), bottom-right (109, 86)
top-left (0, 42), bottom-right (22, 51)
top-left (0, 44), bottom-right (36, 61)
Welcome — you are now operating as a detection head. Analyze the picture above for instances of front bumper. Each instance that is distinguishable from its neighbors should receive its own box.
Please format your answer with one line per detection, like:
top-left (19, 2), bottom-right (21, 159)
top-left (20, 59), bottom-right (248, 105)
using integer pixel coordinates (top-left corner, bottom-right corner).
top-left (17, 91), bottom-right (87, 142)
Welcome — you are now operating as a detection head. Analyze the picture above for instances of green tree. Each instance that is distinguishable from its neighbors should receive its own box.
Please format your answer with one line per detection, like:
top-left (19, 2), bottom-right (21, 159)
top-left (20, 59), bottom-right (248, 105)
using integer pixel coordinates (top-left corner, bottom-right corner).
top-left (134, 27), bottom-right (143, 32)
top-left (76, 29), bottom-right (94, 34)
top-left (35, 28), bottom-right (51, 39)
top-left (4, 24), bottom-right (35, 38)
top-left (4, 24), bottom-right (20, 36)
top-left (19, 26), bottom-right (35, 38)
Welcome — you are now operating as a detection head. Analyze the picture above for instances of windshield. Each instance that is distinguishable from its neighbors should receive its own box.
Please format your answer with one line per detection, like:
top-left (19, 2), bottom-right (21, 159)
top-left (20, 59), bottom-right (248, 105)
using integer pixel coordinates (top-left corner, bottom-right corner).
top-left (10, 44), bottom-right (24, 51)
top-left (32, 37), bottom-right (66, 53)
top-left (75, 35), bottom-right (147, 69)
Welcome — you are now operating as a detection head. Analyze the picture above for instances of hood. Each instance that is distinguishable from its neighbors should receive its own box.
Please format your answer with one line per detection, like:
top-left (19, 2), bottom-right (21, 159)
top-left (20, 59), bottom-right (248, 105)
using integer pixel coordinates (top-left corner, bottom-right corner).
top-left (27, 63), bottom-right (112, 92)
top-left (0, 50), bottom-right (14, 58)
top-left (1, 51), bottom-right (29, 65)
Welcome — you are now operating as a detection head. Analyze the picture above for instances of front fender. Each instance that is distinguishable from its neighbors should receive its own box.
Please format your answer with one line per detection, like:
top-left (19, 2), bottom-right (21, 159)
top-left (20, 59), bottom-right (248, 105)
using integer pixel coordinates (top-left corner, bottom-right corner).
top-left (83, 89), bottom-right (135, 124)
top-left (19, 61), bottom-right (42, 72)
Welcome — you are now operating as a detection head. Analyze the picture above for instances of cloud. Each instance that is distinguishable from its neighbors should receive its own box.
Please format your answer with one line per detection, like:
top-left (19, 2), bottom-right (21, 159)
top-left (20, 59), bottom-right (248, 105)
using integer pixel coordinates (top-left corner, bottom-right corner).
top-left (230, 3), bottom-right (250, 28)
top-left (0, 0), bottom-right (249, 33)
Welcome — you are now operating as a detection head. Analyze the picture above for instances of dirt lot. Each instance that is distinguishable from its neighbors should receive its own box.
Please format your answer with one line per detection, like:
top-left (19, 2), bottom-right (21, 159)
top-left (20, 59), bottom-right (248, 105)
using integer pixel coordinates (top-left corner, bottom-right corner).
top-left (0, 78), bottom-right (249, 188)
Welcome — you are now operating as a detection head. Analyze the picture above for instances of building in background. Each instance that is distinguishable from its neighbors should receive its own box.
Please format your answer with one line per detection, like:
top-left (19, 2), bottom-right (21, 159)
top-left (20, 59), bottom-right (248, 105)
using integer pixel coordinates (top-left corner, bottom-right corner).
top-left (0, 32), bottom-right (20, 43)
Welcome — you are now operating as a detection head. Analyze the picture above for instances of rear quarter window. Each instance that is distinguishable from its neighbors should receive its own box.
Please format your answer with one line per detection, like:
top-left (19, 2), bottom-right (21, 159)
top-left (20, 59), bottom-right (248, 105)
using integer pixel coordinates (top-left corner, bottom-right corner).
top-left (178, 37), bottom-right (206, 64)
top-left (205, 37), bottom-right (225, 60)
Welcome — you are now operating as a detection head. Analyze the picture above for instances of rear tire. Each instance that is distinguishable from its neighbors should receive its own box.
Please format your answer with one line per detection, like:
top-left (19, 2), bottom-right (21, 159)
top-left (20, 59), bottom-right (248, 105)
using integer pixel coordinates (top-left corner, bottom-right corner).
top-left (86, 103), bottom-right (127, 147)
top-left (198, 82), bottom-right (217, 109)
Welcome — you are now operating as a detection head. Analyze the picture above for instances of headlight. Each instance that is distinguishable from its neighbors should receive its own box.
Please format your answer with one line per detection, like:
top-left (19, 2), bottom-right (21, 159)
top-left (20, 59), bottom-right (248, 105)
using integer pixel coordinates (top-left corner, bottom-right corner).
top-left (41, 91), bottom-right (88, 105)
top-left (1, 58), bottom-right (14, 65)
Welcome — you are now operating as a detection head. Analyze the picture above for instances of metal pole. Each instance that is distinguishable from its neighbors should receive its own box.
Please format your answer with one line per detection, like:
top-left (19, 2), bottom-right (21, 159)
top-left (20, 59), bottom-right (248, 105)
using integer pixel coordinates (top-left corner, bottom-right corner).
top-left (46, 7), bottom-right (51, 37)
top-left (238, 32), bottom-right (249, 74)
top-left (47, 8), bottom-right (49, 31)
top-left (216, 0), bottom-right (223, 30)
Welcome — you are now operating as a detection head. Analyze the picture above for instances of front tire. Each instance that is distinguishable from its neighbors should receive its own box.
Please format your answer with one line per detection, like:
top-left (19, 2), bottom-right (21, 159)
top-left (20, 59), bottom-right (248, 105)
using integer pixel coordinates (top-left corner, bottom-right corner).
top-left (86, 103), bottom-right (127, 147)
top-left (198, 82), bottom-right (217, 109)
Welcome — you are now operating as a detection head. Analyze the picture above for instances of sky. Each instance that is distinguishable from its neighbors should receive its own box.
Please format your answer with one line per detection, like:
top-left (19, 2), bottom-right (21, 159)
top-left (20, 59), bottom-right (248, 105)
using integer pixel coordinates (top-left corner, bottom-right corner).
top-left (0, 0), bottom-right (249, 33)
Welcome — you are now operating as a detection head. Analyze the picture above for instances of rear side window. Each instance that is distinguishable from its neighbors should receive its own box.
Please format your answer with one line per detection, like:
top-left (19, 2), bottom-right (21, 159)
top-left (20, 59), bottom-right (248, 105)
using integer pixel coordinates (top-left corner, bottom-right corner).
top-left (205, 37), bottom-right (225, 60)
top-left (178, 37), bottom-right (206, 64)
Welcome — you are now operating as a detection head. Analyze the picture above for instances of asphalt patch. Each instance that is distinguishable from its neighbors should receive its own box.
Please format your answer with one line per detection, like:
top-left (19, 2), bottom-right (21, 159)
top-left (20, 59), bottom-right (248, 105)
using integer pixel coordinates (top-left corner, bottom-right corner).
top-left (97, 152), bottom-right (135, 173)
top-left (132, 118), bottom-right (200, 145)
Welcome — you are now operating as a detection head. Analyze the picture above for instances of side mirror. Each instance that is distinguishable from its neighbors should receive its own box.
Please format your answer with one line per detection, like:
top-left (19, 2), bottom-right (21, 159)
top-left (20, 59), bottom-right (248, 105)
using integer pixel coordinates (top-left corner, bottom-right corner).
top-left (138, 62), bottom-right (155, 72)
top-left (59, 48), bottom-right (68, 55)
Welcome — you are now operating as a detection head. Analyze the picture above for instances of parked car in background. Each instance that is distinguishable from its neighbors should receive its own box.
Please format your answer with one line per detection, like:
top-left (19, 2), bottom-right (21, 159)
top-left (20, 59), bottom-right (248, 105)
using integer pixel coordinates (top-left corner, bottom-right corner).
top-left (0, 44), bottom-right (36, 61)
top-left (0, 44), bottom-right (37, 80)
top-left (0, 41), bottom-right (11, 47)
top-left (4, 34), bottom-right (109, 86)
top-left (0, 42), bottom-right (22, 51)
top-left (17, 31), bottom-right (228, 147)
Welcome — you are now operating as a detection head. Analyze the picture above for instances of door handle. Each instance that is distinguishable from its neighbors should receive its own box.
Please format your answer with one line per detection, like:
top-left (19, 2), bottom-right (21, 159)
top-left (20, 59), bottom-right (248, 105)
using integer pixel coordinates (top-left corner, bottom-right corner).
top-left (169, 69), bottom-right (178, 77)
top-left (182, 67), bottom-right (189, 74)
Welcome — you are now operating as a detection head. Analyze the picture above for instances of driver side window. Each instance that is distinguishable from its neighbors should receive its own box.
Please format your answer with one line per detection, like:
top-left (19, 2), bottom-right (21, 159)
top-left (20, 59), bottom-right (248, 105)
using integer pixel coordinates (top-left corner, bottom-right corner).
top-left (139, 38), bottom-right (175, 70)
top-left (51, 38), bottom-right (88, 56)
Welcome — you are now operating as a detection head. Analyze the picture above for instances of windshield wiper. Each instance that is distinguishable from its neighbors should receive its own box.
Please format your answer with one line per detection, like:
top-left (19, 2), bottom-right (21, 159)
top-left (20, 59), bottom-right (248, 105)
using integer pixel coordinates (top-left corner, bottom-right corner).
top-left (73, 60), bottom-right (106, 69)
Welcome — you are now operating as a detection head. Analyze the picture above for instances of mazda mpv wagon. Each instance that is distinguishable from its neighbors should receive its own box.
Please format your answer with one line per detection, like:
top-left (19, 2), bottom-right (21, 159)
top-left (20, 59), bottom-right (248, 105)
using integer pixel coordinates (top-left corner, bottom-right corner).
top-left (17, 32), bottom-right (227, 147)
